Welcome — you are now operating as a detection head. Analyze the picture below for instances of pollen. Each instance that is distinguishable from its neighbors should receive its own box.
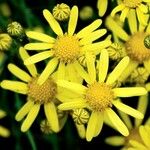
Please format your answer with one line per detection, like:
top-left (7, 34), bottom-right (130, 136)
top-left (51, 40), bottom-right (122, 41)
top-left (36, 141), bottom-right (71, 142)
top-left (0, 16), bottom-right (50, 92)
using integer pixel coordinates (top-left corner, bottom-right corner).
top-left (123, 0), bottom-right (141, 8)
top-left (85, 82), bottom-right (114, 112)
top-left (125, 32), bottom-right (150, 63)
top-left (28, 77), bottom-right (57, 104)
top-left (52, 34), bottom-right (80, 63)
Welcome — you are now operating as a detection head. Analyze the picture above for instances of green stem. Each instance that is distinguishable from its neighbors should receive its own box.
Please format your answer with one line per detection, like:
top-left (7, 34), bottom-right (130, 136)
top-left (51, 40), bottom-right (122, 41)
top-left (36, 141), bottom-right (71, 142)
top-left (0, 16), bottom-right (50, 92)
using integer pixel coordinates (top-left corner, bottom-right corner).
top-left (26, 131), bottom-right (37, 150)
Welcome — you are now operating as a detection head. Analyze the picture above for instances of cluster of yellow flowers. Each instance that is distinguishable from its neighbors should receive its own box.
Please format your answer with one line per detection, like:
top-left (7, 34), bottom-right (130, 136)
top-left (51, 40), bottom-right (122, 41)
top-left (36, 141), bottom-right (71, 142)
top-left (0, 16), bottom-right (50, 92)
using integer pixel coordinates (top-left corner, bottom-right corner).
top-left (0, 1), bottom-right (150, 149)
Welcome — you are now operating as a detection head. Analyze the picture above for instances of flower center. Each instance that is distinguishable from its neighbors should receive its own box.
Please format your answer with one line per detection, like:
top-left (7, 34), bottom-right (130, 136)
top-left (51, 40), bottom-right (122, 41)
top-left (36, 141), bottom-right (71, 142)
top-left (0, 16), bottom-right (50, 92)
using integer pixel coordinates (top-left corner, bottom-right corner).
top-left (85, 82), bottom-right (114, 112)
top-left (52, 34), bottom-right (80, 63)
top-left (28, 77), bottom-right (57, 104)
top-left (125, 32), bottom-right (150, 63)
top-left (123, 0), bottom-right (141, 8)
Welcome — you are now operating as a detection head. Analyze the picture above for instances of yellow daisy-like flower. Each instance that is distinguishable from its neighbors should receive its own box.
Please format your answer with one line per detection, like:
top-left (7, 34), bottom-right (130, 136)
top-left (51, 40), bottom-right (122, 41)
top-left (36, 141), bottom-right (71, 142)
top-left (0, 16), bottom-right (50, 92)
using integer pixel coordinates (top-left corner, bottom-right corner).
top-left (0, 109), bottom-right (10, 137)
top-left (57, 49), bottom-right (147, 141)
top-left (24, 5), bottom-right (111, 85)
top-left (105, 84), bottom-right (150, 150)
top-left (0, 47), bottom-right (68, 133)
top-left (111, 0), bottom-right (150, 24)
top-left (105, 15), bottom-right (150, 83)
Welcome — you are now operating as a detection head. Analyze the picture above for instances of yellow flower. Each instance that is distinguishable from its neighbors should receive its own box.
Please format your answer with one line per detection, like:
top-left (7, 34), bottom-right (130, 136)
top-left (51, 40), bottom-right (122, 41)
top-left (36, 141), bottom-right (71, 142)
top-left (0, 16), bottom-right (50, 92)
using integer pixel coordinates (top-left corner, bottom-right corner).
top-left (24, 5), bottom-right (111, 85)
top-left (111, 0), bottom-right (150, 25)
top-left (0, 109), bottom-right (10, 137)
top-left (0, 47), bottom-right (70, 133)
top-left (105, 84), bottom-right (150, 149)
top-left (0, 52), bottom-right (6, 74)
top-left (0, 33), bottom-right (12, 51)
top-left (57, 49), bottom-right (147, 141)
top-left (97, 0), bottom-right (108, 17)
top-left (105, 15), bottom-right (150, 83)
top-left (52, 3), bottom-right (70, 21)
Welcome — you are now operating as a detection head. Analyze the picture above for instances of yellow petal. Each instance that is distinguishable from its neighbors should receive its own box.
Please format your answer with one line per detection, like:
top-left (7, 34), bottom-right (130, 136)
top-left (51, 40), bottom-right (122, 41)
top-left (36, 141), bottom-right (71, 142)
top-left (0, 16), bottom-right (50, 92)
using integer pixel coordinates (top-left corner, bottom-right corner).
top-left (44, 102), bottom-right (59, 132)
top-left (56, 80), bottom-right (87, 95)
top-left (118, 60), bottom-right (138, 82)
top-left (86, 111), bottom-right (98, 141)
top-left (98, 49), bottom-right (109, 82)
top-left (1, 80), bottom-right (28, 94)
top-left (8, 64), bottom-right (31, 82)
top-left (57, 62), bottom-right (66, 80)
top-left (81, 40), bottom-right (111, 53)
top-left (106, 56), bottom-right (129, 85)
top-left (15, 101), bottom-right (34, 121)
top-left (97, 0), bottom-right (108, 17)
top-left (120, 7), bottom-right (129, 22)
top-left (128, 9), bottom-right (137, 34)
top-left (0, 126), bottom-right (10, 138)
top-left (105, 108), bottom-right (129, 136)
top-left (105, 136), bottom-right (125, 146)
top-left (139, 126), bottom-right (150, 148)
top-left (26, 31), bottom-right (55, 43)
top-left (66, 63), bottom-right (79, 82)
top-left (21, 104), bottom-right (40, 132)
top-left (138, 4), bottom-right (148, 13)
top-left (68, 6), bottom-right (78, 35)
top-left (113, 87), bottom-right (147, 97)
top-left (105, 15), bottom-right (129, 41)
top-left (0, 110), bottom-right (6, 119)
top-left (129, 140), bottom-right (147, 150)
top-left (43, 9), bottom-right (63, 35)
top-left (24, 43), bottom-right (53, 50)
top-left (113, 101), bottom-right (144, 119)
top-left (136, 7), bottom-right (147, 26)
top-left (79, 29), bottom-right (107, 45)
top-left (111, 4), bottom-right (125, 17)
top-left (37, 58), bottom-right (58, 85)
top-left (58, 98), bottom-right (87, 110)
top-left (135, 95), bottom-right (148, 127)
top-left (75, 124), bottom-right (86, 139)
top-left (73, 61), bottom-right (91, 84)
top-left (24, 51), bottom-right (53, 65)
top-left (76, 19), bottom-right (102, 38)
top-left (19, 47), bottom-right (37, 77)
top-left (86, 53), bottom-right (96, 83)
top-left (117, 108), bottom-right (133, 130)
top-left (94, 112), bottom-right (103, 137)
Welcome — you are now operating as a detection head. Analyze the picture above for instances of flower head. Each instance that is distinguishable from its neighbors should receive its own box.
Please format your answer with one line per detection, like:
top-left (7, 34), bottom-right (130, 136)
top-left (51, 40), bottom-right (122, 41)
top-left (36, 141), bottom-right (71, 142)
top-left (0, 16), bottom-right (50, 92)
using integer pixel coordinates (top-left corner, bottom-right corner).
top-left (52, 3), bottom-right (70, 21)
top-left (0, 47), bottom-right (68, 132)
top-left (7, 21), bottom-right (24, 37)
top-left (105, 86), bottom-right (150, 150)
top-left (57, 49), bottom-right (147, 141)
top-left (111, 0), bottom-right (150, 25)
top-left (105, 15), bottom-right (150, 82)
top-left (24, 5), bottom-right (111, 84)
top-left (0, 33), bottom-right (12, 51)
